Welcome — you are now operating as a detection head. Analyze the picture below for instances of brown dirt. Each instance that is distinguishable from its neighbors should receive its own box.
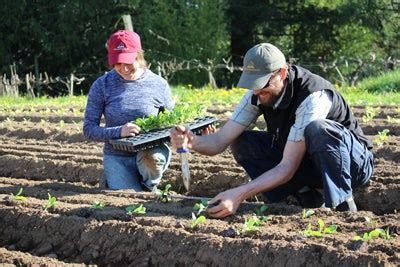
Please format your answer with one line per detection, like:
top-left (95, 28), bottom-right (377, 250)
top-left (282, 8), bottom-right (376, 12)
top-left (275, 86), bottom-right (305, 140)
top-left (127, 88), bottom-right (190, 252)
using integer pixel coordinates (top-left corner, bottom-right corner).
top-left (0, 105), bottom-right (399, 266)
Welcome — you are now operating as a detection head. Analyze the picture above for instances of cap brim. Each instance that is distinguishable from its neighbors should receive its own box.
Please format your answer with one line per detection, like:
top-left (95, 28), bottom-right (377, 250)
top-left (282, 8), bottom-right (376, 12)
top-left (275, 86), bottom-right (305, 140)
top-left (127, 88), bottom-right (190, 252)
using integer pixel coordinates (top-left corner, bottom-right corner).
top-left (237, 72), bottom-right (273, 90)
top-left (108, 52), bottom-right (138, 66)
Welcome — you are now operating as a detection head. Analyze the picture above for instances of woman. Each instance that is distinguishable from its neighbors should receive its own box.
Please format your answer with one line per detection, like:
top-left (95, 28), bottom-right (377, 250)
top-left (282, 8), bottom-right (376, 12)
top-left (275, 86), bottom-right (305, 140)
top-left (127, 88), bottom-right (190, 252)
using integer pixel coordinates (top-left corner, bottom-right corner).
top-left (84, 30), bottom-right (174, 191)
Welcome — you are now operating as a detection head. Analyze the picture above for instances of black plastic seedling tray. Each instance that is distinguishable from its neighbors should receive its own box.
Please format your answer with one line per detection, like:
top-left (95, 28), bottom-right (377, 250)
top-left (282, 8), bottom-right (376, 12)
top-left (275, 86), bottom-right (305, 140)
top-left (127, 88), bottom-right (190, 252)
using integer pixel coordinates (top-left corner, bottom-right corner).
top-left (109, 116), bottom-right (217, 152)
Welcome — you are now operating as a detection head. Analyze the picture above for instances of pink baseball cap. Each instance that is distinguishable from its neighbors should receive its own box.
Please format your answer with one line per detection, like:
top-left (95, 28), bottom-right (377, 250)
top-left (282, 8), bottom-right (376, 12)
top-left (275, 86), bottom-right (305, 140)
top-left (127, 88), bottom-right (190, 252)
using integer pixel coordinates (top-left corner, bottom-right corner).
top-left (107, 30), bottom-right (142, 66)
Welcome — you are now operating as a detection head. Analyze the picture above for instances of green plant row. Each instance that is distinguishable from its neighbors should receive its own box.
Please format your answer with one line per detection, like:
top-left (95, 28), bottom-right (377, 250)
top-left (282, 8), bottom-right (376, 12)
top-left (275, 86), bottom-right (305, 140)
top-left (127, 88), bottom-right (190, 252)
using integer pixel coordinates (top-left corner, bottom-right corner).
top-left (134, 104), bottom-right (207, 132)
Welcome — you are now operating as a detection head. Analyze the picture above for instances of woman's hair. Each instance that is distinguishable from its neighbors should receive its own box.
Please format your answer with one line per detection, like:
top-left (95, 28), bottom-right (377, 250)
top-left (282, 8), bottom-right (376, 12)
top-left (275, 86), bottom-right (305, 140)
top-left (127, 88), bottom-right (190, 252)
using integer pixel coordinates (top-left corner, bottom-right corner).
top-left (135, 50), bottom-right (147, 69)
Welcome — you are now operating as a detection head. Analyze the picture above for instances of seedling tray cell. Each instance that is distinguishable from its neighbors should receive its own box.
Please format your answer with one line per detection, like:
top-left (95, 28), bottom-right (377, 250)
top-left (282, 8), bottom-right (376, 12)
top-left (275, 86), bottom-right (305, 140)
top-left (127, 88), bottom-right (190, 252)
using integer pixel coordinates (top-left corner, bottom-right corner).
top-left (109, 116), bottom-right (217, 152)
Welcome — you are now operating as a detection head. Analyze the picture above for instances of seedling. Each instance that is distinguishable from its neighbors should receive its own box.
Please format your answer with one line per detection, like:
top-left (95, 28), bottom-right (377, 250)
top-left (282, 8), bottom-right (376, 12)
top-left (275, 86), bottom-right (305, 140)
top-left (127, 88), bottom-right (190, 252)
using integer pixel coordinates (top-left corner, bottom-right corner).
top-left (126, 204), bottom-right (146, 215)
top-left (186, 212), bottom-right (206, 229)
top-left (254, 205), bottom-right (268, 216)
top-left (59, 120), bottom-right (65, 129)
top-left (90, 201), bottom-right (105, 210)
top-left (134, 104), bottom-right (206, 132)
top-left (362, 106), bottom-right (380, 123)
top-left (10, 188), bottom-right (27, 201)
top-left (193, 200), bottom-right (209, 215)
top-left (386, 115), bottom-right (400, 124)
top-left (303, 219), bottom-right (337, 237)
top-left (373, 129), bottom-right (389, 146)
top-left (155, 184), bottom-right (172, 203)
top-left (241, 215), bottom-right (270, 233)
top-left (302, 209), bottom-right (315, 219)
top-left (353, 228), bottom-right (393, 242)
top-left (43, 193), bottom-right (57, 211)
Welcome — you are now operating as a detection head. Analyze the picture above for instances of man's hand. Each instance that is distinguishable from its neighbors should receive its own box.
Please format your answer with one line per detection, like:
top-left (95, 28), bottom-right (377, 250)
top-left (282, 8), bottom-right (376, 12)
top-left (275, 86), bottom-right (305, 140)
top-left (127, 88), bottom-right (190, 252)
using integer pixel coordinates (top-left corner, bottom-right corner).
top-left (206, 188), bottom-right (245, 218)
top-left (121, 122), bottom-right (141, 137)
top-left (170, 125), bottom-right (195, 150)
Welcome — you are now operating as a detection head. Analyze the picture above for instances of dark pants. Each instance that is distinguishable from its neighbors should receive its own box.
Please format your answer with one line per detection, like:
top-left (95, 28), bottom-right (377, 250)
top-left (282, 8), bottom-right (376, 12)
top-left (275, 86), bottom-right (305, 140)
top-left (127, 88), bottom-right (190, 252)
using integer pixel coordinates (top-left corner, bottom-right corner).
top-left (231, 119), bottom-right (374, 207)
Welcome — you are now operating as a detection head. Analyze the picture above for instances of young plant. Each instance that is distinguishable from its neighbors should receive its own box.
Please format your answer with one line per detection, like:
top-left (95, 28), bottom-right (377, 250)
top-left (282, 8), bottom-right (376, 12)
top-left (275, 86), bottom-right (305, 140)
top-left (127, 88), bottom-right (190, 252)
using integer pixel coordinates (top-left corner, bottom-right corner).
top-left (353, 228), bottom-right (393, 242)
top-left (241, 215), bottom-right (270, 233)
top-left (59, 120), bottom-right (65, 129)
top-left (126, 204), bottom-right (146, 215)
top-left (43, 193), bottom-right (57, 211)
top-left (90, 201), bottom-right (105, 210)
top-left (193, 200), bottom-right (209, 215)
top-left (254, 204), bottom-right (268, 217)
top-left (303, 219), bottom-right (337, 237)
top-left (373, 129), bottom-right (390, 146)
top-left (155, 184), bottom-right (172, 203)
top-left (386, 115), bottom-right (400, 124)
top-left (362, 106), bottom-right (380, 123)
top-left (302, 209), bottom-right (315, 219)
top-left (186, 212), bottom-right (206, 229)
top-left (11, 187), bottom-right (27, 201)
top-left (134, 104), bottom-right (206, 132)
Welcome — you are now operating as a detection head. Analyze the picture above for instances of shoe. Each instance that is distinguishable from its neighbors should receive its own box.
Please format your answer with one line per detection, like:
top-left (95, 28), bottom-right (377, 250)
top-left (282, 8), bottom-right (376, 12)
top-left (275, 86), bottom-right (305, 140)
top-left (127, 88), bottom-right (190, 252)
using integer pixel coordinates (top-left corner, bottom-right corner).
top-left (335, 197), bottom-right (357, 212)
top-left (294, 186), bottom-right (325, 208)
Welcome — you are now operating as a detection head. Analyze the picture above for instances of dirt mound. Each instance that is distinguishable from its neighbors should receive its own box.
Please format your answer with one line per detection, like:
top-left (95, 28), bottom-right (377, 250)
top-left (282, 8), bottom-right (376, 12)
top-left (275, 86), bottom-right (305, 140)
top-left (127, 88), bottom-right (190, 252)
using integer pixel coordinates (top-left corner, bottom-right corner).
top-left (0, 105), bottom-right (399, 266)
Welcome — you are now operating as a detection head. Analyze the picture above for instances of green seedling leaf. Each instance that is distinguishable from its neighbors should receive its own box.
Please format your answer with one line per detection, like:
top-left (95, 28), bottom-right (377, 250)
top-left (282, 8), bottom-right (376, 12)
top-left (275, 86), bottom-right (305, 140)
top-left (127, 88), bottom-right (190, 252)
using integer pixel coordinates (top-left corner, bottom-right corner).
top-left (241, 215), bottom-right (270, 233)
top-left (134, 104), bottom-right (207, 132)
top-left (193, 200), bottom-right (209, 215)
top-left (90, 201), bottom-right (105, 210)
top-left (155, 184), bottom-right (172, 203)
top-left (126, 204), bottom-right (146, 215)
top-left (187, 212), bottom-right (206, 229)
top-left (302, 209), bottom-right (315, 218)
top-left (353, 228), bottom-right (392, 242)
top-left (254, 205), bottom-right (268, 216)
top-left (11, 187), bottom-right (27, 201)
top-left (303, 219), bottom-right (337, 238)
top-left (43, 193), bottom-right (57, 211)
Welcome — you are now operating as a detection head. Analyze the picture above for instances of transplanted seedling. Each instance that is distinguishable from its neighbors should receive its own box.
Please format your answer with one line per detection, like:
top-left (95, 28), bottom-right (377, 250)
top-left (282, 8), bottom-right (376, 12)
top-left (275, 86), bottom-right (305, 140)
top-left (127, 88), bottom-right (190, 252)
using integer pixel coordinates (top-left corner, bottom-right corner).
top-left (155, 184), bottom-right (172, 203)
top-left (126, 204), bottom-right (146, 215)
top-left (193, 200), bottom-right (209, 215)
top-left (254, 204), bottom-right (268, 216)
top-left (303, 219), bottom-right (337, 237)
top-left (43, 193), bottom-right (57, 211)
top-left (241, 215), bottom-right (270, 234)
top-left (90, 201), bottom-right (105, 210)
top-left (186, 212), bottom-right (206, 229)
top-left (11, 188), bottom-right (27, 201)
top-left (373, 129), bottom-right (390, 146)
top-left (353, 228), bottom-right (393, 242)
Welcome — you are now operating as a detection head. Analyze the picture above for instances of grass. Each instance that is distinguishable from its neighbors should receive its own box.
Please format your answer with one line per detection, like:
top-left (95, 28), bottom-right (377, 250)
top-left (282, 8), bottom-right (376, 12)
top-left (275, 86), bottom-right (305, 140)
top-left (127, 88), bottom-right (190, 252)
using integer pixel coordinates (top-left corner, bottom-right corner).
top-left (0, 70), bottom-right (399, 107)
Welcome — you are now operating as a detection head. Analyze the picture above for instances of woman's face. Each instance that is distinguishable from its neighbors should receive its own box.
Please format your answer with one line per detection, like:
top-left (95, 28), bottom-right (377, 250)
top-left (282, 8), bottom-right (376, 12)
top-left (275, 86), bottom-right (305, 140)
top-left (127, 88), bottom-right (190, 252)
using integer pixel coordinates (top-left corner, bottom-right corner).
top-left (114, 61), bottom-right (140, 80)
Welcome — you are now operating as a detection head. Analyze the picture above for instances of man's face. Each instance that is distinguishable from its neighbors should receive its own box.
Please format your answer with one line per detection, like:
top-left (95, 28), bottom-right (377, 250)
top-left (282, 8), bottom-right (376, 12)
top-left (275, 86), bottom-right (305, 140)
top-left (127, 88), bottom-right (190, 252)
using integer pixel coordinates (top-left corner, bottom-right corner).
top-left (252, 70), bottom-right (285, 107)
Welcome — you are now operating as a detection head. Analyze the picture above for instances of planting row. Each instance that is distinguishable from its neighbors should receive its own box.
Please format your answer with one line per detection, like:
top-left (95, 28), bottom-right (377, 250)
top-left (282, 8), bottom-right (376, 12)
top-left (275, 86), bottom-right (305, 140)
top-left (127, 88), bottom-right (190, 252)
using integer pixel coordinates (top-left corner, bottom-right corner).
top-left (0, 177), bottom-right (399, 266)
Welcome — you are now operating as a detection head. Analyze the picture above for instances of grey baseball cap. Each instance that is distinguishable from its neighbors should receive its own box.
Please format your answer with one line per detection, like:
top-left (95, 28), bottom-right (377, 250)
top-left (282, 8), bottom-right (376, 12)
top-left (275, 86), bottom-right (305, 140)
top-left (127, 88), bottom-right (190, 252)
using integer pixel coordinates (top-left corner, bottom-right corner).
top-left (237, 43), bottom-right (286, 90)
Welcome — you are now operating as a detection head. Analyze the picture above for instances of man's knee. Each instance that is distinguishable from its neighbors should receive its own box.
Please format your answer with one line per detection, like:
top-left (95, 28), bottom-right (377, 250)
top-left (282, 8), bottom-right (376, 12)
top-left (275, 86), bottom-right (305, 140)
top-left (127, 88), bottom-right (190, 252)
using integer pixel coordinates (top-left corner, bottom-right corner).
top-left (304, 119), bottom-right (340, 153)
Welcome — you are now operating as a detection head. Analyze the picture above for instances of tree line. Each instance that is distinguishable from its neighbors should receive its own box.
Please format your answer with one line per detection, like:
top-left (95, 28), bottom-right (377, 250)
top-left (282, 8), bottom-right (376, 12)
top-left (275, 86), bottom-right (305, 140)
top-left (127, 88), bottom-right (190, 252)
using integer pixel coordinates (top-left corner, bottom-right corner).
top-left (0, 0), bottom-right (398, 96)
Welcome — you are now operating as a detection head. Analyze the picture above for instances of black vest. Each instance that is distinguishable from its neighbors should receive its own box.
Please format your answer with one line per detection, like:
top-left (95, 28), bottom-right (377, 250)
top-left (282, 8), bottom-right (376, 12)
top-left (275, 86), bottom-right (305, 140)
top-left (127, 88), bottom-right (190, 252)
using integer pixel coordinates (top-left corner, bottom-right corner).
top-left (252, 65), bottom-right (372, 150)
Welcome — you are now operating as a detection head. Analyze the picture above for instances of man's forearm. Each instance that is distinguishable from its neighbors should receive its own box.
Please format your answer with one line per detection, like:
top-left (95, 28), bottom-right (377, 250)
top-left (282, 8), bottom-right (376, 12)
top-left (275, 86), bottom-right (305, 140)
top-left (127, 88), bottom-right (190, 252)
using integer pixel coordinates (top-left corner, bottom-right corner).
top-left (192, 134), bottom-right (228, 156)
top-left (237, 162), bottom-right (293, 201)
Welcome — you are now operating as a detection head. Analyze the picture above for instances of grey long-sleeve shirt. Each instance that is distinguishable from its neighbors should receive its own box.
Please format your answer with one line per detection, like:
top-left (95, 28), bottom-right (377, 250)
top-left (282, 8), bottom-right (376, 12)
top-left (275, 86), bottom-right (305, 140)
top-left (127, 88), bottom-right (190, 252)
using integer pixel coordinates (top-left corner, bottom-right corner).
top-left (83, 69), bottom-right (174, 155)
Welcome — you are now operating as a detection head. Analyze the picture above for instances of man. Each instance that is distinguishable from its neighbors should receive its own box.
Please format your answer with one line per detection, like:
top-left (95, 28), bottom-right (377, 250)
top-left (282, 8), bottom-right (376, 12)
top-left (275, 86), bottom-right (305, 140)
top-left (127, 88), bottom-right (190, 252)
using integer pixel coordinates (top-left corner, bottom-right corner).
top-left (170, 43), bottom-right (374, 218)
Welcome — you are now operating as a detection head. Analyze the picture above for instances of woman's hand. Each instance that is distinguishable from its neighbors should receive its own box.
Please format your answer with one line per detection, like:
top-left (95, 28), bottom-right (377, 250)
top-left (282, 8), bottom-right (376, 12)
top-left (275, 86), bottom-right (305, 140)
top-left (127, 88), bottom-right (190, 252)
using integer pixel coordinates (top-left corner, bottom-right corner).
top-left (201, 124), bottom-right (216, 136)
top-left (170, 125), bottom-right (194, 150)
top-left (121, 122), bottom-right (141, 137)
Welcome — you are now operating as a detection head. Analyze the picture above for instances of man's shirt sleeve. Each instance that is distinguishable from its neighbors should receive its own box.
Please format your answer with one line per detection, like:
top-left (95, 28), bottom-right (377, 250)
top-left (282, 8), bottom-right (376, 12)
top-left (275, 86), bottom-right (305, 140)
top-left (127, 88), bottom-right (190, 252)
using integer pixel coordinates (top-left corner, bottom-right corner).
top-left (230, 90), bottom-right (261, 127)
top-left (287, 90), bottom-right (333, 142)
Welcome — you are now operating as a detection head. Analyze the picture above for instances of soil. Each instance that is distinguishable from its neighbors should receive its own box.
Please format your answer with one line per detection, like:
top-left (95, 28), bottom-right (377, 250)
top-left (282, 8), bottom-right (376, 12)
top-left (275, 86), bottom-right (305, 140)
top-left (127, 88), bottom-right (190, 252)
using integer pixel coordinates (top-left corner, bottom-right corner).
top-left (0, 105), bottom-right (399, 266)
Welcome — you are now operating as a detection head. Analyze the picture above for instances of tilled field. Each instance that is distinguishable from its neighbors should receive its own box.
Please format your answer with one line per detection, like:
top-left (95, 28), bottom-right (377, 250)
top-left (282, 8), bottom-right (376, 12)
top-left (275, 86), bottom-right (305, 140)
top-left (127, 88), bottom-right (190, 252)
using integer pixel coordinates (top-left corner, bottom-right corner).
top-left (0, 105), bottom-right (399, 266)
